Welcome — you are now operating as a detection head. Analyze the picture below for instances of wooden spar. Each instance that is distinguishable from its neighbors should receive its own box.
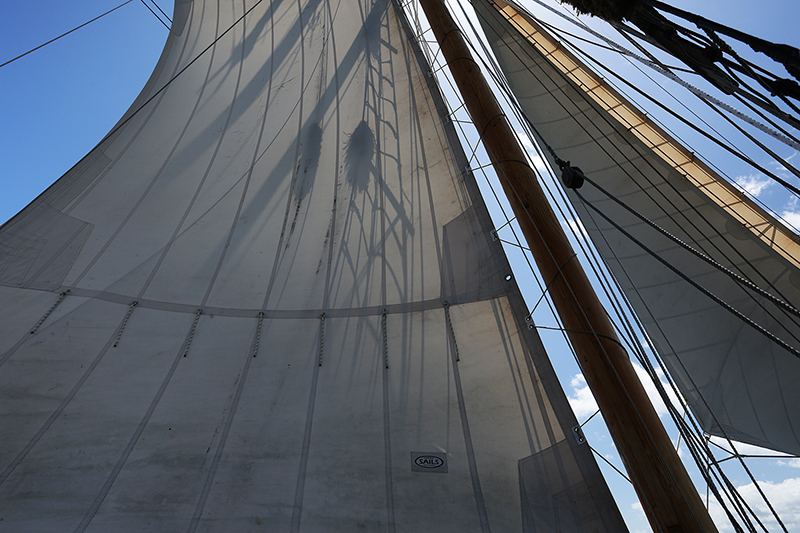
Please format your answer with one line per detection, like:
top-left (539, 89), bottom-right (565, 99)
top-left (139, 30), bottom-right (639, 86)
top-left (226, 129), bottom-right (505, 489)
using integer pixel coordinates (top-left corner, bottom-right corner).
top-left (414, 0), bottom-right (719, 531)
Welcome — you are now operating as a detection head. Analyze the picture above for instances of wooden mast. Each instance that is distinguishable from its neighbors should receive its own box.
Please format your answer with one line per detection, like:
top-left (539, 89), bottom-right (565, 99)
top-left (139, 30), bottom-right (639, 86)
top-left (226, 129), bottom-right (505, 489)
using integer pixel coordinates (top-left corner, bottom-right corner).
top-left (414, 0), bottom-right (719, 530)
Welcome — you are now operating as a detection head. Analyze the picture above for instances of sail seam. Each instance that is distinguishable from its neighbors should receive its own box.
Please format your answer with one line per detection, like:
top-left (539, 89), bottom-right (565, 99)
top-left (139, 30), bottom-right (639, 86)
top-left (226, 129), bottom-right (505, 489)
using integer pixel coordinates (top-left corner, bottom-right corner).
top-left (289, 314), bottom-right (325, 533)
top-left (72, 311), bottom-right (200, 533)
top-left (0, 310), bottom-right (125, 487)
top-left (444, 303), bottom-right (491, 532)
top-left (186, 309), bottom-right (260, 533)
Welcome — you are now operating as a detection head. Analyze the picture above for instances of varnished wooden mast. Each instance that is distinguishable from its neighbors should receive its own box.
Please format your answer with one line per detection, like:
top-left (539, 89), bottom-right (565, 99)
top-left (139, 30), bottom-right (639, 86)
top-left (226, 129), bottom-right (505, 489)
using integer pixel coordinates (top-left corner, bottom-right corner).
top-left (414, 0), bottom-right (718, 530)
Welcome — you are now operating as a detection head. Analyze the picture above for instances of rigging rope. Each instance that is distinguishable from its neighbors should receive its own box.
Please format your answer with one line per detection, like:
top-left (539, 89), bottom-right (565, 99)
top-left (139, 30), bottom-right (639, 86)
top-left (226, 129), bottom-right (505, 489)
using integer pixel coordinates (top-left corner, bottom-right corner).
top-left (139, 0), bottom-right (171, 30)
top-left (521, 0), bottom-right (800, 151)
top-left (543, 20), bottom-right (800, 197)
top-left (0, 0), bottom-right (135, 69)
top-left (573, 188), bottom-right (800, 360)
top-left (410, 2), bottom-right (786, 529)
top-left (581, 175), bottom-right (800, 321)
top-left (480, 1), bottom-right (800, 314)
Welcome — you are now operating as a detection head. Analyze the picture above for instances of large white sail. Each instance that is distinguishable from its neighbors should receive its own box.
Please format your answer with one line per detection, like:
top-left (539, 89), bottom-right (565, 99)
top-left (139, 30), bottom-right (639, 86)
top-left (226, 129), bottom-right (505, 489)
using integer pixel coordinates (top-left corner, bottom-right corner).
top-left (474, 0), bottom-right (800, 456)
top-left (0, 0), bottom-right (627, 530)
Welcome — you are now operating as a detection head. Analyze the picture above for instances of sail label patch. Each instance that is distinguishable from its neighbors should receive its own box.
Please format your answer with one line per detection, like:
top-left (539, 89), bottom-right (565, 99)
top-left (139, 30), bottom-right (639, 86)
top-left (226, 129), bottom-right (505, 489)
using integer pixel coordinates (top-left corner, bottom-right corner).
top-left (411, 452), bottom-right (447, 473)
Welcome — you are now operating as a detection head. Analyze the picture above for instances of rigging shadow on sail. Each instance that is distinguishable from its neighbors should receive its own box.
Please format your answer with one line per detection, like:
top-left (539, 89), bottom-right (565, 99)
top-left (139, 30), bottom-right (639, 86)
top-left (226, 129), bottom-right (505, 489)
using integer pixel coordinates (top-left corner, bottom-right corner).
top-left (0, 0), bottom-right (628, 530)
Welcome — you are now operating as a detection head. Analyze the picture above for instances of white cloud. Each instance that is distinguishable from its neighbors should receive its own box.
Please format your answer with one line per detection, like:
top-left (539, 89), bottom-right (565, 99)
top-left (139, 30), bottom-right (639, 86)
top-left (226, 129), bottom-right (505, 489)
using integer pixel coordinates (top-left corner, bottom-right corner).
top-left (568, 363), bottom-right (683, 422)
top-left (704, 438), bottom-right (800, 531)
top-left (780, 209), bottom-right (800, 230)
top-left (709, 477), bottom-right (800, 532)
top-left (733, 174), bottom-right (772, 197)
top-left (768, 152), bottom-right (797, 176)
top-left (568, 373), bottom-right (599, 420)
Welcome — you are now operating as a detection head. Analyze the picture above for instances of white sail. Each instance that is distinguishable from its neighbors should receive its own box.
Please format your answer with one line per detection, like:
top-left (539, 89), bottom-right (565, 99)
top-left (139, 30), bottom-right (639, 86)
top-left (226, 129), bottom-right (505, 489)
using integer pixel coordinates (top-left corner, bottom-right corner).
top-left (0, 0), bottom-right (627, 530)
top-left (474, 0), bottom-right (800, 456)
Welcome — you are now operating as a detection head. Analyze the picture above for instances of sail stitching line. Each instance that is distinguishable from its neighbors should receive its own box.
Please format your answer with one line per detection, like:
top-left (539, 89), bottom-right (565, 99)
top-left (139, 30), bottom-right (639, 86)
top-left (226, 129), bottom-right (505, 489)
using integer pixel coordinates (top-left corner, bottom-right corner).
top-left (183, 309), bottom-right (203, 357)
top-left (442, 302), bottom-right (459, 361)
top-left (259, 27), bottom-right (314, 310)
top-left (289, 314), bottom-right (325, 533)
top-left (381, 311), bottom-right (396, 532)
top-left (29, 290), bottom-right (69, 335)
top-left (198, 0), bottom-right (252, 308)
top-left (54, 285), bottom-right (447, 317)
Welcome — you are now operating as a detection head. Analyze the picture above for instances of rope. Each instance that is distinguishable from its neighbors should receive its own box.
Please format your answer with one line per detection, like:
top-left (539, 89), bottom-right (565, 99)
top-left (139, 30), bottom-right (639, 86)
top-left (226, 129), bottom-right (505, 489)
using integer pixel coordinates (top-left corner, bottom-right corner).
top-left (253, 312), bottom-right (264, 357)
top-left (182, 308), bottom-right (202, 357)
top-left (139, 0), bottom-right (170, 30)
top-left (113, 301), bottom-right (138, 347)
top-left (382, 311), bottom-right (389, 369)
top-left (442, 302), bottom-right (460, 362)
top-left (523, 0), bottom-right (800, 152)
top-left (30, 291), bottom-right (69, 335)
top-left (0, 0), bottom-right (135, 69)
top-left (318, 313), bottom-right (325, 367)
top-left (574, 189), bottom-right (800, 360)
top-left (582, 175), bottom-right (800, 321)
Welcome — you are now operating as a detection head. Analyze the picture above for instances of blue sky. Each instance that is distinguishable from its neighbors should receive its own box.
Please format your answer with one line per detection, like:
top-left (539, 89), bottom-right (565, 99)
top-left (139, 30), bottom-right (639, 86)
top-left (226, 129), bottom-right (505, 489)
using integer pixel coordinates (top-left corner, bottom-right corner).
top-left (1, 0), bottom-right (172, 224)
top-left (1, 0), bottom-right (799, 531)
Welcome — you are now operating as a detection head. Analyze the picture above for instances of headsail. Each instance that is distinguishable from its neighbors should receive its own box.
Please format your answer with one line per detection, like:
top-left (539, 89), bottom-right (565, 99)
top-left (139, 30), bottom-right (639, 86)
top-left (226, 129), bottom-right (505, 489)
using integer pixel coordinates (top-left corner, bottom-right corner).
top-left (0, 0), bottom-right (626, 530)
top-left (474, 0), bottom-right (800, 456)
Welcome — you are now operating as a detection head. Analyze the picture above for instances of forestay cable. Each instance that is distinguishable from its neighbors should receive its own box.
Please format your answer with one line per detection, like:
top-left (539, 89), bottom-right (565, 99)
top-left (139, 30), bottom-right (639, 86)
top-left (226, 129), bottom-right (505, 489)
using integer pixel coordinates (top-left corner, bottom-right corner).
top-left (0, 1), bottom-right (135, 69)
